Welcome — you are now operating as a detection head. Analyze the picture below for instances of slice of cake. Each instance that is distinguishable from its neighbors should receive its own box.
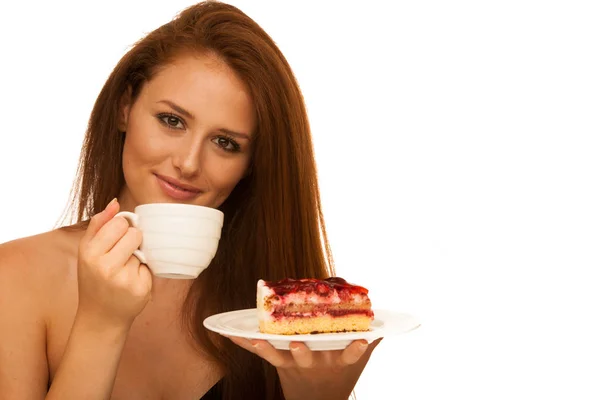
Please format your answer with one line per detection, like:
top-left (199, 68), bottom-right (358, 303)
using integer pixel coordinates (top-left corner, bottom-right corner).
top-left (257, 277), bottom-right (374, 335)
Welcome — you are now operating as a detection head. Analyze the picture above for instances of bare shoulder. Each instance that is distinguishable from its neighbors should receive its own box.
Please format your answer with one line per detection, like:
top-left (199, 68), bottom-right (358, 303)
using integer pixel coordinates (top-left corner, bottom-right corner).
top-left (0, 227), bottom-right (83, 398)
top-left (0, 226), bottom-right (83, 285)
top-left (0, 226), bottom-right (84, 319)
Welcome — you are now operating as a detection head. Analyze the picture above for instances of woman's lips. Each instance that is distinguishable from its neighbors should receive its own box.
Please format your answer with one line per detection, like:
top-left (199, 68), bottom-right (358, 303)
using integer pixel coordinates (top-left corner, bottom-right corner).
top-left (155, 174), bottom-right (202, 201)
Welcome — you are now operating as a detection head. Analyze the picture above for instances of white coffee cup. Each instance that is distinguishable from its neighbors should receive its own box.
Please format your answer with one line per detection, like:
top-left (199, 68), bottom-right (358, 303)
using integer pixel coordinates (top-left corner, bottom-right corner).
top-left (115, 203), bottom-right (224, 279)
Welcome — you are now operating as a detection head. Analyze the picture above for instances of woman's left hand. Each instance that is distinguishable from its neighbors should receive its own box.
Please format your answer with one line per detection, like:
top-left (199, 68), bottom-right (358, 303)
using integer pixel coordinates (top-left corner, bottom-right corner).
top-left (227, 336), bottom-right (382, 400)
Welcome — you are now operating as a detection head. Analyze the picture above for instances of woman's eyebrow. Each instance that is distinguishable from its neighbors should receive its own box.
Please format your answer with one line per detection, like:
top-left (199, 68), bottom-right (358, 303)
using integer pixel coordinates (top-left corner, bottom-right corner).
top-left (219, 128), bottom-right (251, 141)
top-left (157, 99), bottom-right (194, 120)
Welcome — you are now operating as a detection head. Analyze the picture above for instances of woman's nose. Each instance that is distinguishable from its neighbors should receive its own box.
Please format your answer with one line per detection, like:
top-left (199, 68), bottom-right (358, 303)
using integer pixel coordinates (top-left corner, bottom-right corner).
top-left (172, 136), bottom-right (204, 178)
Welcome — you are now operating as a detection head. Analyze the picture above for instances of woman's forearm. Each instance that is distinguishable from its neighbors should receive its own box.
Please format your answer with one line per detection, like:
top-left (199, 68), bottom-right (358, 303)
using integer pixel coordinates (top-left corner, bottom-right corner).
top-left (46, 314), bottom-right (130, 400)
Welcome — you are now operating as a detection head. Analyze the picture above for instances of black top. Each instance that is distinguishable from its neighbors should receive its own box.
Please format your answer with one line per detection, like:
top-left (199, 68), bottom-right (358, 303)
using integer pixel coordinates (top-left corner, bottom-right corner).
top-left (200, 379), bottom-right (223, 399)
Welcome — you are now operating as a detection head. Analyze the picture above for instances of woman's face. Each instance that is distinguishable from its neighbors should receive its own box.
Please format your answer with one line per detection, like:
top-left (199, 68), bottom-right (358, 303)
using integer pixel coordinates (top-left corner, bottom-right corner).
top-left (118, 53), bottom-right (255, 211)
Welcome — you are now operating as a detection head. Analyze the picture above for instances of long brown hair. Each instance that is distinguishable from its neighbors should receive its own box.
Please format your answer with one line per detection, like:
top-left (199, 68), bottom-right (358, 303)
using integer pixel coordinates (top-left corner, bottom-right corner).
top-left (66, 1), bottom-right (335, 398)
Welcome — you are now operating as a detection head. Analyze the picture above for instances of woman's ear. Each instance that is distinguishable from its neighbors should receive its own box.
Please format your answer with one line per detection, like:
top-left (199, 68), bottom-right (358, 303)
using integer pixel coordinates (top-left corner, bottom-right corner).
top-left (117, 85), bottom-right (133, 133)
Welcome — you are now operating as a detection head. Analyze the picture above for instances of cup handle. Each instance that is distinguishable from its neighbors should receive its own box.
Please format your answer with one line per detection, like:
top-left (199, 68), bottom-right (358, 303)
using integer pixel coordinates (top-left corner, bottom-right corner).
top-left (114, 211), bottom-right (147, 265)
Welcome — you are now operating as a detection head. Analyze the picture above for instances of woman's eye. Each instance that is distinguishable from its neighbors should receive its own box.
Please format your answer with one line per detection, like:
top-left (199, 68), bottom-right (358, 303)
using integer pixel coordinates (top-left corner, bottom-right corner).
top-left (158, 114), bottom-right (185, 130)
top-left (212, 136), bottom-right (241, 152)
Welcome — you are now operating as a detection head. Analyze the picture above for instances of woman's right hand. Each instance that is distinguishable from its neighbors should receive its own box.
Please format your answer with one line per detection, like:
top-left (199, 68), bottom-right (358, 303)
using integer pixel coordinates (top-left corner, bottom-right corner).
top-left (76, 199), bottom-right (153, 328)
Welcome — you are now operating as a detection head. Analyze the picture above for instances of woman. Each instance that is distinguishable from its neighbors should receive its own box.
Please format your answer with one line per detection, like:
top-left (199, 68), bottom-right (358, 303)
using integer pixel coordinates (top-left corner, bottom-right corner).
top-left (0, 2), bottom-right (380, 399)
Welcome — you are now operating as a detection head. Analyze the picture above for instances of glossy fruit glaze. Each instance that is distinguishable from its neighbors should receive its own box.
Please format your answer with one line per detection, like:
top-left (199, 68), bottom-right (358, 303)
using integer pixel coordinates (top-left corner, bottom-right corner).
top-left (263, 277), bottom-right (369, 298)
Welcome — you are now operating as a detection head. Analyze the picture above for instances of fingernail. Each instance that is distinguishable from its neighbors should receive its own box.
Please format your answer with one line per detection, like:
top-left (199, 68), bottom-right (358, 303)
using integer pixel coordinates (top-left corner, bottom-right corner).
top-left (290, 346), bottom-right (300, 352)
top-left (359, 342), bottom-right (368, 350)
top-left (252, 342), bottom-right (260, 349)
top-left (106, 198), bottom-right (117, 209)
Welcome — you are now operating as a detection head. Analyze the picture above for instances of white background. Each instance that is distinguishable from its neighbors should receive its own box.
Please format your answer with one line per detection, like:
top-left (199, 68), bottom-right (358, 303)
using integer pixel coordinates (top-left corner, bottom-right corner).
top-left (1, 1), bottom-right (599, 399)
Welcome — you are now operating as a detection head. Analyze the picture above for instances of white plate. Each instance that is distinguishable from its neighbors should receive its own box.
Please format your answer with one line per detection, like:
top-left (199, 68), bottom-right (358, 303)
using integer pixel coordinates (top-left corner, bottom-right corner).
top-left (203, 308), bottom-right (420, 351)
